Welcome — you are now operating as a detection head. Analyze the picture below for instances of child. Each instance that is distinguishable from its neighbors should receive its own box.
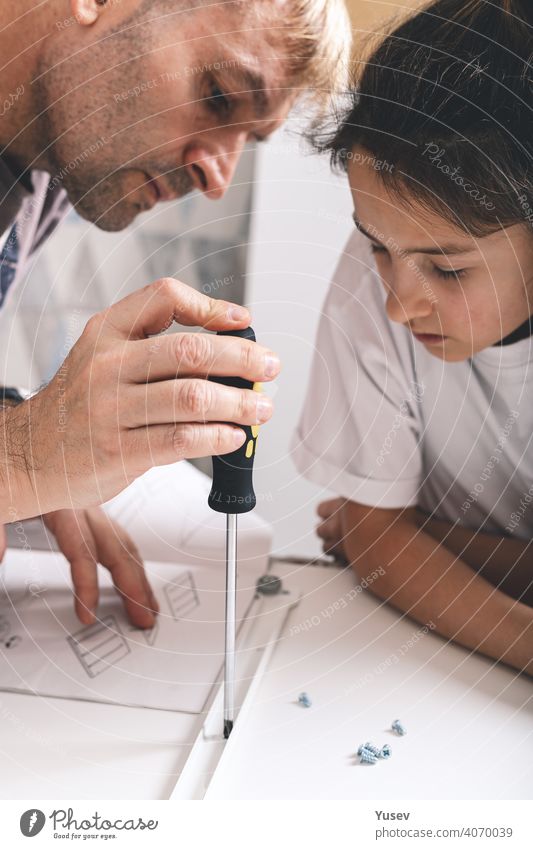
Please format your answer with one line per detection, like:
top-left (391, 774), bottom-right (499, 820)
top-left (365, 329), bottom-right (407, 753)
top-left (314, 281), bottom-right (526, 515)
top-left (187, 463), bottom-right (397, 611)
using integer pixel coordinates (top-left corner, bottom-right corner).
top-left (293, 0), bottom-right (533, 674)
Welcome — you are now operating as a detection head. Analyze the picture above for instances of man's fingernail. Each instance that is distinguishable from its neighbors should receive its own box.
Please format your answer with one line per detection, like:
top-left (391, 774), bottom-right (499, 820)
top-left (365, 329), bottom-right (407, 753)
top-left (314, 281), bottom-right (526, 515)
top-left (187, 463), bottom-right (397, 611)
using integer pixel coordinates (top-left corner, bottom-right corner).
top-left (228, 306), bottom-right (249, 322)
top-left (233, 428), bottom-right (246, 446)
top-left (139, 611), bottom-right (155, 627)
top-left (264, 354), bottom-right (281, 378)
top-left (256, 396), bottom-right (273, 423)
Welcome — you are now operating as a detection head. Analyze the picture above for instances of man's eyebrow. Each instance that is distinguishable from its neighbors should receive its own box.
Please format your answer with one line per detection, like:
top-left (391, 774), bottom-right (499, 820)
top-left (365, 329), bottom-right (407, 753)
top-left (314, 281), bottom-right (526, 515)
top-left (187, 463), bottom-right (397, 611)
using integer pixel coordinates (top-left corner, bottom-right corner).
top-left (224, 66), bottom-right (270, 119)
top-left (352, 214), bottom-right (475, 256)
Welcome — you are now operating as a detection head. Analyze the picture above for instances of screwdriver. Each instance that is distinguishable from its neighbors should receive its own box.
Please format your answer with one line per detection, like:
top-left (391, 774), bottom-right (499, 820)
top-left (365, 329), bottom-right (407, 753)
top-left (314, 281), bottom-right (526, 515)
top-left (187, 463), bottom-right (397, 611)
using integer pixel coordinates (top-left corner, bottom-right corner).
top-left (208, 326), bottom-right (259, 739)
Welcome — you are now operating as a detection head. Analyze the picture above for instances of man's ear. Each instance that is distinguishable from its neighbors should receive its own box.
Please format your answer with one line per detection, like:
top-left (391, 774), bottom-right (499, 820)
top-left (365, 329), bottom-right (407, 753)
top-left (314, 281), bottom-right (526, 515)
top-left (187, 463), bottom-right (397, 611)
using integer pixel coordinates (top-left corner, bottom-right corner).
top-left (70, 0), bottom-right (108, 27)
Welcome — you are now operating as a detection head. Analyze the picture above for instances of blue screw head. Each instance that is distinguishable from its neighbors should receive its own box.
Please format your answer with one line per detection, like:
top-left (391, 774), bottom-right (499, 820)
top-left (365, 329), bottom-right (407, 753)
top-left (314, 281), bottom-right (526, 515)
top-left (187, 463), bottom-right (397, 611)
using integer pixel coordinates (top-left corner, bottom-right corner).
top-left (298, 692), bottom-right (312, 708)
top-left (391, 719), bottom-right (406, 736)
top-left (380, 744), bottom-right (392, 759)
top-left (359, 748), bottom-right (378, 764)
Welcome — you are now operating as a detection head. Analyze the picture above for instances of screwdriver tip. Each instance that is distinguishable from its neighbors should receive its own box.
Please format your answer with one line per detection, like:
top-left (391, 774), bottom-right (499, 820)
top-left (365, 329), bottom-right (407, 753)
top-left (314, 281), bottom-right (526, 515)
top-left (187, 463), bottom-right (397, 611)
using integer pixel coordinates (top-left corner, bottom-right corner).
top-left (223, 719), bottom-right (234, 739)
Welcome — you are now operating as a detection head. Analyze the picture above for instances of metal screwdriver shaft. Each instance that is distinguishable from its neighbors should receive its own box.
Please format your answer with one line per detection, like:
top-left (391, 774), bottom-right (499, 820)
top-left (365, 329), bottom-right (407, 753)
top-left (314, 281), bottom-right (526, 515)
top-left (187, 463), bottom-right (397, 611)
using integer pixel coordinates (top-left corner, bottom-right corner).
top-left (208, 326), bottom-right (259, 739)
top-left (223, 513), bottom-right (237, 738)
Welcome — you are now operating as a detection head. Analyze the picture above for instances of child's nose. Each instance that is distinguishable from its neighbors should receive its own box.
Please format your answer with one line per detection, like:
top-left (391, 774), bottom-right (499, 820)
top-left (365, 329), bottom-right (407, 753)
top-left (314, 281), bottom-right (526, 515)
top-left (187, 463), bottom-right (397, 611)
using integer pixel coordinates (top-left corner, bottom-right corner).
top-left (385, 273), bottom-right (434, 325)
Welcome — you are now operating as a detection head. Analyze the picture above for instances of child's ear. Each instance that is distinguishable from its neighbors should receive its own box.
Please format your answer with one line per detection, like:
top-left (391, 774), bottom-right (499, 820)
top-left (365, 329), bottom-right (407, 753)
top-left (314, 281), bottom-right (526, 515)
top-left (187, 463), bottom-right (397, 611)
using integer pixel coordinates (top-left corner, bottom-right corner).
top-left (70, 0), bottom-right (108, 27)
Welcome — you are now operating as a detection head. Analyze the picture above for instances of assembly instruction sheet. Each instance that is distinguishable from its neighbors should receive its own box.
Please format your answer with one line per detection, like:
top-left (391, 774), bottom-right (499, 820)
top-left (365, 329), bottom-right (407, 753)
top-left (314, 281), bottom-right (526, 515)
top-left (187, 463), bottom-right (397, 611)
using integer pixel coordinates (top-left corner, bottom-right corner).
top-left (0, 548), bottom-right (260, 713)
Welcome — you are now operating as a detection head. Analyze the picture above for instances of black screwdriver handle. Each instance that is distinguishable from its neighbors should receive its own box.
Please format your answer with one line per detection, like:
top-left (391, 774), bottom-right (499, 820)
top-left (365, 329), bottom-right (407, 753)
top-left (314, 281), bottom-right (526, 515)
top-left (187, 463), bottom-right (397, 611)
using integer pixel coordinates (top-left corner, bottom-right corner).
top-left (208, 327), bottom-right (259, 515)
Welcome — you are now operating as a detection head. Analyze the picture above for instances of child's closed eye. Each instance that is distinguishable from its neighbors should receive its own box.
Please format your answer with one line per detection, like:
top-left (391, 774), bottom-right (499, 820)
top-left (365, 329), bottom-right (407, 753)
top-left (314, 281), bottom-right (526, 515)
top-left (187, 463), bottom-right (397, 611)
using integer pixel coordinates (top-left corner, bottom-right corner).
top-left (370, 241), bottom-right (467, 281)
top-left (432, 265), bottom-right (467, 280)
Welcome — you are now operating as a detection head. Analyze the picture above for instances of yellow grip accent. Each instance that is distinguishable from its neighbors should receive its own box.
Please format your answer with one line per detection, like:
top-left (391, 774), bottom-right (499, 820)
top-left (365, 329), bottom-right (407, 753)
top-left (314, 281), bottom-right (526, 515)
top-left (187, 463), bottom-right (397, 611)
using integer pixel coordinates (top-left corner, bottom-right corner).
top-left (252, 382), bottom-right (262, 441)
top-left (245, 439), bottom-right (255, 459)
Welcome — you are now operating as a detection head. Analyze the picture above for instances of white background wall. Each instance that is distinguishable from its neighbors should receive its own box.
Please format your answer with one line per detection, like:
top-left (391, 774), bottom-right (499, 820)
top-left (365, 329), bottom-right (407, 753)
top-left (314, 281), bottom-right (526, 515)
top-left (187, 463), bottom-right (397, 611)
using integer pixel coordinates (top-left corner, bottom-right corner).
top-left (246, 123), bottom-right (354, 556)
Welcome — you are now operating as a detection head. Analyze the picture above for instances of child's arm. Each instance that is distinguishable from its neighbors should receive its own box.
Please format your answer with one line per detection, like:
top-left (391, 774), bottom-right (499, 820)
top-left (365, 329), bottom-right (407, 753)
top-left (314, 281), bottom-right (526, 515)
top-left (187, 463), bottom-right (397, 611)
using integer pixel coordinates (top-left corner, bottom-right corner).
top-left (415, 512), bottom-right (533, 606)
top-left (341, 501), bottom-right (533, 676)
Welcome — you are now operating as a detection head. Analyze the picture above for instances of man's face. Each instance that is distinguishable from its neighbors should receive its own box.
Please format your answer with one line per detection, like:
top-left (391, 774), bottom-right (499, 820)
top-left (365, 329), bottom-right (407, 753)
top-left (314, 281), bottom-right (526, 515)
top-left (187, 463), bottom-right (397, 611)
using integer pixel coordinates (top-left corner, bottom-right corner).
top-left (37, 1), bottom-right (292, 230)
top-left (348, 150), bottom-right (533, 362)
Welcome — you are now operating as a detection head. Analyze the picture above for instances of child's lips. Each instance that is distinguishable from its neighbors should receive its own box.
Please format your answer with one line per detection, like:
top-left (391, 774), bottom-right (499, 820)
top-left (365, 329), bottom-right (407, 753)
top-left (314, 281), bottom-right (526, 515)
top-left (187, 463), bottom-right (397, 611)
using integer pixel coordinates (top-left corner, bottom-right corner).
top-left (412, 331), bottom-right (447, 345)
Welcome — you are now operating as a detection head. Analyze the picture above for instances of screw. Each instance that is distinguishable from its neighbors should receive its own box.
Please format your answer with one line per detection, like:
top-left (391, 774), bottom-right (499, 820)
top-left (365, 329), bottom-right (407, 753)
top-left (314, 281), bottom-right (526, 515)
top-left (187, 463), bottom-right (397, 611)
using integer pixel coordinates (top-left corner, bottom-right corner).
top-left (359, 748), bottom-right (378, 764)
top-left (358, 741), bottom-right (381, 758)
top-left (256, 574), bottom-right (283, 596)
top-left (392, 719), bottom-right (406, 736)
top-left (298, 692), bottom-right (312, 708)
top-left (380, 744), bottom-right (392, 759)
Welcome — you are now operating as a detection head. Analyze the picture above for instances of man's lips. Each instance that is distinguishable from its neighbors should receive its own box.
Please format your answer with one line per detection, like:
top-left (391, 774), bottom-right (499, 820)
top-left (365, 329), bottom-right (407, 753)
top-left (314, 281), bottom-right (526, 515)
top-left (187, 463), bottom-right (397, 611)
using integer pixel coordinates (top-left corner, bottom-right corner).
top-left (145, 173), bottom-right (174, 202)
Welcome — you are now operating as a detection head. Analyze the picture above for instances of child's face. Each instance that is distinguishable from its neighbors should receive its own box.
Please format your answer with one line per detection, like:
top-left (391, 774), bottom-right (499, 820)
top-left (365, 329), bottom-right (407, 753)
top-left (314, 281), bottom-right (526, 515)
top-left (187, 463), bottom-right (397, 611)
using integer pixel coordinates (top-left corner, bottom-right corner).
top-left (348, 151), bottom-right (533, 361)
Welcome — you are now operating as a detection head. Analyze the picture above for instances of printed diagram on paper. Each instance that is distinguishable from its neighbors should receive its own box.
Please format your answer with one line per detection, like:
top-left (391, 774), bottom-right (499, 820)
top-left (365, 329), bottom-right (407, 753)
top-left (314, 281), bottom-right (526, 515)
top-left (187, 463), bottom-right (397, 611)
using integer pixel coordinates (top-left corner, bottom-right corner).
top-left (0, 551), bottom-right (260, 713)
top-left (67, 615), bottom-right (132, 679)
top-left (66, 570), bottom-right (199, 680)
top-left (0, 611), bottom-right (22, 650)
top-left (164, 571), bottom-right (200, 621)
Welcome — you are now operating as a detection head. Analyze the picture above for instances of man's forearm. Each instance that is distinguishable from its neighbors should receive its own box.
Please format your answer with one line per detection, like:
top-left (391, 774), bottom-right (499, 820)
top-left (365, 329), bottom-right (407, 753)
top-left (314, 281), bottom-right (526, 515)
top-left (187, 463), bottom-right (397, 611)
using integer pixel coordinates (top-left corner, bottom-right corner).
top-left (342, 504), bottom-right (533, 676)
top-left (0, 403), bottom-right (38, 522)
top-left (416, 510), bottom-right (533, 605)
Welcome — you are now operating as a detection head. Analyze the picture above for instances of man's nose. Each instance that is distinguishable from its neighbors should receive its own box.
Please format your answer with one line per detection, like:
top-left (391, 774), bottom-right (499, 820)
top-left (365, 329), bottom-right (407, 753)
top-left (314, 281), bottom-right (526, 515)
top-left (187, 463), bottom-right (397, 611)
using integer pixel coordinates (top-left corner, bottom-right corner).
top-left (183, 139), bottom-right (244, 200)
top-left (385, 269), bottom-right (434, 325)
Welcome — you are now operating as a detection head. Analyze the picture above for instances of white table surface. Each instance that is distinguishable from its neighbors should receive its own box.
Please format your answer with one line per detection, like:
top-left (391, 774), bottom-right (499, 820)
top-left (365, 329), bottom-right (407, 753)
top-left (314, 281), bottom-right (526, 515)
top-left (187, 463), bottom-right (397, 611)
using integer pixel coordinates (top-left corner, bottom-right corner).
top-left (206, 561), bottom-right (533, 800)
top-left (1, 558), bottom-right (531, 800)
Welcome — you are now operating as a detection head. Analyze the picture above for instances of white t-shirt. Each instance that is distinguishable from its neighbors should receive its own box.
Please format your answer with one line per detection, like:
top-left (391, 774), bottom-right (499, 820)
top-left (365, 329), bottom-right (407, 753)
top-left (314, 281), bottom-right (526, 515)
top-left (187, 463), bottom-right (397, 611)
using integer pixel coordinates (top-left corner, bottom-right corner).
top-left (292, 231), bottom-right (533, 540)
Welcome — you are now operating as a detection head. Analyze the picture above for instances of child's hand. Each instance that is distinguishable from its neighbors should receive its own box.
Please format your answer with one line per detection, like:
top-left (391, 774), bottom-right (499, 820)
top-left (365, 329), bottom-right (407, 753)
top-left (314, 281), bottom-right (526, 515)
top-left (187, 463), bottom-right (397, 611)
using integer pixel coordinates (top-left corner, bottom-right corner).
top-left (316, 498), bottom-right (348, 560)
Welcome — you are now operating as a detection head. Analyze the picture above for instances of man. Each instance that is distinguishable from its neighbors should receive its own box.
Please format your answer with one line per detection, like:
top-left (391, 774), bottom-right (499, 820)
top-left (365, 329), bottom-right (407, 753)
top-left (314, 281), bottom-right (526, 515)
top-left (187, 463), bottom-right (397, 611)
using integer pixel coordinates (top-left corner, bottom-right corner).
top-left (0, 0), bottom-right (350, 626)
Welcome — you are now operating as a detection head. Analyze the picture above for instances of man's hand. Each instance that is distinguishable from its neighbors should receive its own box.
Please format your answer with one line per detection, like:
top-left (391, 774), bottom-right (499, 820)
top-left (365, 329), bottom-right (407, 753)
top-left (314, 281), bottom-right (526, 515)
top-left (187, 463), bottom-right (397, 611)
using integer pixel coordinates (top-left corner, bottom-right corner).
top-left (43, 507), bottom-right (158, 627)
top-left (316, 497), bottom-right (348, 560)
top-left (0, 278), bottom-right (280, 521)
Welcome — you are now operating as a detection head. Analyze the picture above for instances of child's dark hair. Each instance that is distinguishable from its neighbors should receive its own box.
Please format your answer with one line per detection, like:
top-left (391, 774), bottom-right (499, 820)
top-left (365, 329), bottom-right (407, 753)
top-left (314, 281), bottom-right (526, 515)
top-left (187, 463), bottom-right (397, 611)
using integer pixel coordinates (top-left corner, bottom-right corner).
top-left (321, 0), bottom-right (532, 236)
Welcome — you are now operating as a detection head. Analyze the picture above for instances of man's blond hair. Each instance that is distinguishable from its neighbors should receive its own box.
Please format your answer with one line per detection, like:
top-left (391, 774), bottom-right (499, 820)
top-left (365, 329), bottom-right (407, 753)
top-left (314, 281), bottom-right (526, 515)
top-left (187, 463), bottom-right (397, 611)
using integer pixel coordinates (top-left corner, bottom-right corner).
top-left (168, 0), bottom-right (352, 108)
top-left (255, 0), bottom-right (353, 107)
